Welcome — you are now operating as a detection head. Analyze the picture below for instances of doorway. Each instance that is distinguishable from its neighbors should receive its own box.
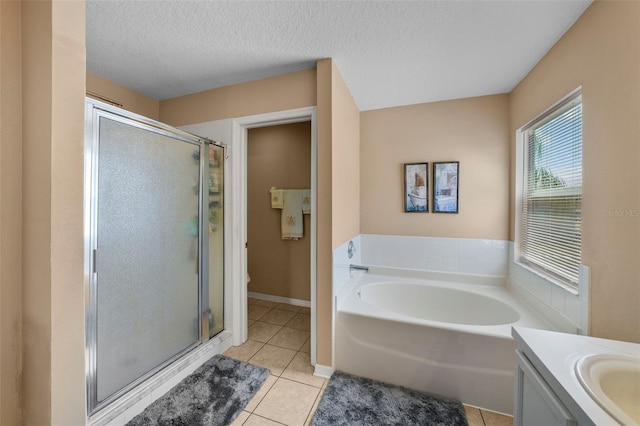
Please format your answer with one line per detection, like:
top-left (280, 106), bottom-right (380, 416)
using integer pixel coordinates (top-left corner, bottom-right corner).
top-left (247, 122), bottom-right (311, 303)
top-left (231, 107), bottom-right (318, 366)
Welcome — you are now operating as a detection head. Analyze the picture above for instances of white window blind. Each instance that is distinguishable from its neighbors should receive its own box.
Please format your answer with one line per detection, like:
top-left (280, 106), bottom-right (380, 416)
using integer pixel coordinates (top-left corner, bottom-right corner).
top-left (520, 93), bottom-right (582, 288)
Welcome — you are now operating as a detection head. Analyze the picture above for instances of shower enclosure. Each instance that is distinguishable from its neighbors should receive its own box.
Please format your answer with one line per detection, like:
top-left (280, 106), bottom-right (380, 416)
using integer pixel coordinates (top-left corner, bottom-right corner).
top-left (84, 99), bottom-right (225, 415)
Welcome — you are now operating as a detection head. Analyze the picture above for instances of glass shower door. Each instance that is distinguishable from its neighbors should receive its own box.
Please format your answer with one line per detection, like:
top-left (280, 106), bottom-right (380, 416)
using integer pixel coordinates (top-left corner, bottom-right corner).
top-left (90, 113), bottom-right (203, 410)
top-left (207, 144), bottom-right (225, 337)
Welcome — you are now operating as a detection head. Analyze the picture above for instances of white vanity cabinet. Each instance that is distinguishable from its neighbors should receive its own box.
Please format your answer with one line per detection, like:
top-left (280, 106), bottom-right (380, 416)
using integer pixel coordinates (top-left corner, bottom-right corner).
top-left (511, 327), bottom-right (640, 426)
top-left (514, 349), bottom-right (577, 426)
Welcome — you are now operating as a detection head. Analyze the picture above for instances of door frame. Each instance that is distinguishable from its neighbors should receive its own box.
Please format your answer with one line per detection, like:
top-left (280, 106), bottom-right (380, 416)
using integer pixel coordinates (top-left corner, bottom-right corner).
top-left (230, 107), bottom-right (318, 365)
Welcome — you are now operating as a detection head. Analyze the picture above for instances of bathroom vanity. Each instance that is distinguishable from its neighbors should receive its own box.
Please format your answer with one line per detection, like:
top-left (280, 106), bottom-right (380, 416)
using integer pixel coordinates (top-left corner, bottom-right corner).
top-left (512, 327), bottom-right (640, 426)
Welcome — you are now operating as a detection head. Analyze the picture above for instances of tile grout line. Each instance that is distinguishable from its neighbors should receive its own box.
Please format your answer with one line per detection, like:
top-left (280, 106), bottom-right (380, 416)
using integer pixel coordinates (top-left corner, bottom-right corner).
top-left (303, 385), bottom-right (325, 426)
top-left (251, 299), bottom-right (513, 426)
top-left (246, 299), bottom-right (321, 425)
top-left (247, 412), bottom-right (288, 426)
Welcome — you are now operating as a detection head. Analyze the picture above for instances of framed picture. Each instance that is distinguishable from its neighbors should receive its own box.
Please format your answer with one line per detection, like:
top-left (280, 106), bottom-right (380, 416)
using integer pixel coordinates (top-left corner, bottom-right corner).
top-left (433, 161), bottom-right (459, 213)
top-left (404, 163), bottom-right (428, 212)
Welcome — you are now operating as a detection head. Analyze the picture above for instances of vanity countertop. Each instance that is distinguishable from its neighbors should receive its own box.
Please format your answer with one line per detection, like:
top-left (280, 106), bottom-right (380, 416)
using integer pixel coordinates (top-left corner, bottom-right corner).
top-left (512, 326), bottom-right (640, 426)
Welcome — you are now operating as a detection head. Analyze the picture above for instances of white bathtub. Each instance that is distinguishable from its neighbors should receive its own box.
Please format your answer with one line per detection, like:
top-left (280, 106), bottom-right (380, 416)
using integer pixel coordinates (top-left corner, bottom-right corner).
top-left (335, 267), bottom-right (556, 415)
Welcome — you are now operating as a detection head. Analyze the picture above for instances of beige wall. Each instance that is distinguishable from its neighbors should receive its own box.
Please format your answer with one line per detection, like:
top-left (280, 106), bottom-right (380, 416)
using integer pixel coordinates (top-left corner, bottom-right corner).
top-left (331, 61), bottom-right (361, 248)
top-left (21, 2), bottom-right (52, 422)
top-left (50, 2), bottom-right (86, 422)
top-left (247, 122), bottom-right (311, 301)
top-left (509, 1), bottom-right (640, 342)
top-left (87, 72), bottom-right (160, 120)
top-left (0, 1), bottom-right (23, 424)
top-left (361, 95), bottom-right (510, 240)
top-left (315, 60), bottom-right (333, 366)
top-left (160, 69), bottom-right (317, 127)
top-left (22, 1), bottom-right (86, 424)
top-left (315, 59), bottom-right (361, 366)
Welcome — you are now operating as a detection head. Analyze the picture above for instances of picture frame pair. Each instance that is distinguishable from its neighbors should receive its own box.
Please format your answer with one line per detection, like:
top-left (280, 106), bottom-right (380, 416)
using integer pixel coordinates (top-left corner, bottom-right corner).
top-left (404, 162), bottom-right (459, 213)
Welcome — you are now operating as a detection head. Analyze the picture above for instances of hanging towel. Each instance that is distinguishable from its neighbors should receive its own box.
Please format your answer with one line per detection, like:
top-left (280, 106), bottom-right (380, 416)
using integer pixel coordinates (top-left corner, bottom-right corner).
top-left (270, 187), bottom-right (284, 209)
top-left (281, 190), bottom-right (304, 240)
top-left (302, 189), bottom-right (311, 215)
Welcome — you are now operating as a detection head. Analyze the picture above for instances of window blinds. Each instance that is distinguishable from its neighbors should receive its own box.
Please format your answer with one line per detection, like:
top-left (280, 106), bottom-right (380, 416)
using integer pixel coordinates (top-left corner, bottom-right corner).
top-left (521, 95), bottom-right (582, 287)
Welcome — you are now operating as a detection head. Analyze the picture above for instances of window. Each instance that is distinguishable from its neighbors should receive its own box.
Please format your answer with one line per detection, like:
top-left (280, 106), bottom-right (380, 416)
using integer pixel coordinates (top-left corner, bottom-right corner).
top-left (517, 90), bottom-right (582, 289)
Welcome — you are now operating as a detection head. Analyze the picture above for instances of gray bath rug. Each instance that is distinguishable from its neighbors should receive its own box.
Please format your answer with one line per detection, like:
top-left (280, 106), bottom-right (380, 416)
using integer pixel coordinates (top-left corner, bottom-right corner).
top-left (310, 371), bottom-right (468, 426)
top-left (126, 354), bottom-right (269, 426)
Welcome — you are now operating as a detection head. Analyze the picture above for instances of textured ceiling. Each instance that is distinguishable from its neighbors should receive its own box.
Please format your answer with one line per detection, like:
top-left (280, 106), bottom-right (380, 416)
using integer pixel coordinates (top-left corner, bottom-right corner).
top-left (86, 0), bottom-right (591, 111)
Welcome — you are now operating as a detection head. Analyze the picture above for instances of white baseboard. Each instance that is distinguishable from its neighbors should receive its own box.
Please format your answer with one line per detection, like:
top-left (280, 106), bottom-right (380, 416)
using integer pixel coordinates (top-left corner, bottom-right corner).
top-left (313, 364), bottom-right (334, 379)
top-left (248, 291), bottom-right (311, 308)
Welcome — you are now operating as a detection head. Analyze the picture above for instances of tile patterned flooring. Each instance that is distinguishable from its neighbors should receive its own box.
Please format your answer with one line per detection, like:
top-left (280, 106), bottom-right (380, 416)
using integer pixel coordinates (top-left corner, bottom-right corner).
top-left (224, 298), bottom-right (513, 426)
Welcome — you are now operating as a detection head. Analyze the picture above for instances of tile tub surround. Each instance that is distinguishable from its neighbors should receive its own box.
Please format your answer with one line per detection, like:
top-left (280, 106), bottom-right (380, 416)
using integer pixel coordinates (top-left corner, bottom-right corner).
top-left (334, 235), bottom-right (580, 334)
top-left (333, 235), bottom-right (362, 296)
top-left (508, 242), bottom-right (586, 334)
top-left (333, 235), bottom-right (509, 299)
top-left (359, 234), bottom-right (509, 277)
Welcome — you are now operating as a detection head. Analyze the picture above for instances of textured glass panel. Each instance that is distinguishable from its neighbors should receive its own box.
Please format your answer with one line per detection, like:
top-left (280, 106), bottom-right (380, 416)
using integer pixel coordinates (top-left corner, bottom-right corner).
top-left (96, 117), bottom-right (200, 402)
top-left (208, 145), bottom-right (224, 337)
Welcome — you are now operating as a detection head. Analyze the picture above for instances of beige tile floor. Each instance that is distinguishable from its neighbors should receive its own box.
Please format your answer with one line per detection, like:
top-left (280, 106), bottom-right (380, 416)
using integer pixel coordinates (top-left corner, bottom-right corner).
top-left (225, 298), bottom-right (513, 426)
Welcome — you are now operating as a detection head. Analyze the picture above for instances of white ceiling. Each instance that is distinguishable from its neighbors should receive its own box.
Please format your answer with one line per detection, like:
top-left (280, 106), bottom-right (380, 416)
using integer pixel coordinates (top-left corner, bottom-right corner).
top-left (86, 0), bottom-right (591, 111)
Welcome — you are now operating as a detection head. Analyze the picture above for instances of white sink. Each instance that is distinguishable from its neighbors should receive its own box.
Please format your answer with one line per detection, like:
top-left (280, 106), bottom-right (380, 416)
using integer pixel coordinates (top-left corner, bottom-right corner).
top-left (575, 354), bottom-right (640, 426)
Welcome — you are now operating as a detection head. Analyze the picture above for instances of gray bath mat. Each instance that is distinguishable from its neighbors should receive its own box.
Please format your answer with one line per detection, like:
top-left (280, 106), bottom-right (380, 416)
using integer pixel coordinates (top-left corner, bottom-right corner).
top-left (126, 354), bottom-right (269, 426)
top-left (311, 371), bottom-right (468, 426)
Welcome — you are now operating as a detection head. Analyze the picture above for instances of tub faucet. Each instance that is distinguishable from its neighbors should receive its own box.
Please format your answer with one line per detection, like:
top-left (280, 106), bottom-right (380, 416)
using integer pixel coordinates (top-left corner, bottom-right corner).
top-left (349, 264), bottom-right (369, 274)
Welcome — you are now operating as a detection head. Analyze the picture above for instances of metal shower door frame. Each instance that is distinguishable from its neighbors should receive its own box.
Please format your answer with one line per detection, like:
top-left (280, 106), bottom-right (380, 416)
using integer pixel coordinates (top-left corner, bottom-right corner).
top-left (83, 98), bottom-right (215, 416)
